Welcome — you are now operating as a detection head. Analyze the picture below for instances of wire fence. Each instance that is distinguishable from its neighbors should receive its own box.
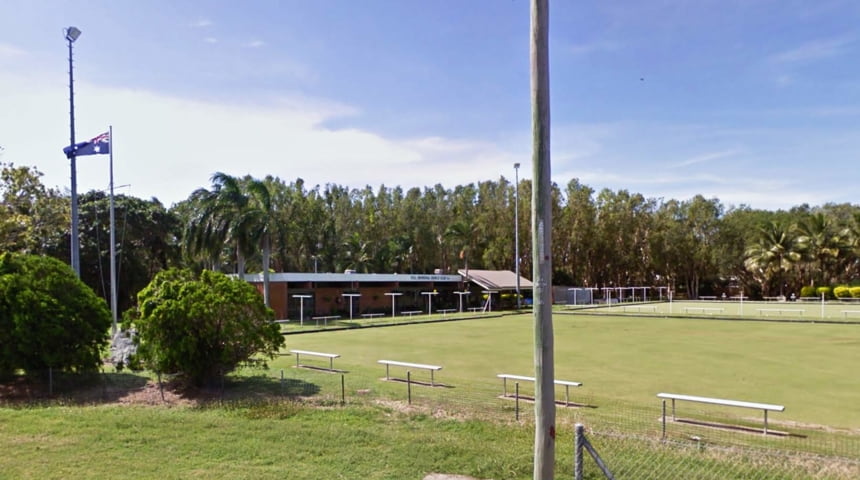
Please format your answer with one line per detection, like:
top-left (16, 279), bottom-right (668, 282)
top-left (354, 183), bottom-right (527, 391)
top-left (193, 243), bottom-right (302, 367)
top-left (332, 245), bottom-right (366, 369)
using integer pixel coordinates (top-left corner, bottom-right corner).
top-left (5, 362), bottom-right (859, 479)
top-left (273, 362), bottom-right (860, 480)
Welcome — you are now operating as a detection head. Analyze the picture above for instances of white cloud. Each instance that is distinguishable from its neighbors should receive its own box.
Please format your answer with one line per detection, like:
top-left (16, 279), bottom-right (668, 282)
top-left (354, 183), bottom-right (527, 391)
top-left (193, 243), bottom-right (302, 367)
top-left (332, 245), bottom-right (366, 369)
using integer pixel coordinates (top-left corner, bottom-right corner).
top-left (568, 40), bottom-right (622, 56)
top-left (190, 19), bottom-right (213, 28)
top-left (0, 43), bottom-right (26, 57)
top-left (770, 36), bottom-right (853, 64)
top-left (244, 40), bottom-right (266, 48)
top-left (674, 149), bottom-right (739, 167)
top-left (0, 72), bottom-right (519, 206)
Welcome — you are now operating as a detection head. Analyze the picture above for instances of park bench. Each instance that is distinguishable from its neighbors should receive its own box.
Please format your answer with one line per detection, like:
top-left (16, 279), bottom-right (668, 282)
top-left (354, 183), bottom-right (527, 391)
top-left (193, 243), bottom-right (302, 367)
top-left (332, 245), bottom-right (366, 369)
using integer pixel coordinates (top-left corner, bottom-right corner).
top-left (623, 305), bottom-right (656, 313)
top-left (467, 307), bottom-right (484, 313)
top-left (841, 310), bottom-right (860, 319)
top-left (698, 296), bottom-right (717, 300)
top-left (401, 310), bottom-right (423, 316)
top-left (683, 307), bottom-right (724, 314)
top-left (497, 374), bottom-right (582, 407)
top-left (360, 312), bottom-right (385, 318)
top-left (657, 392), bottom-right (784, 435)
top-left (798, 297), bottom-right (819, 302)
top-left (378, 359), bottom-right (443, 386)
top-left (311, 315), bottom-right (340, 326)
top-left (437, 308), bottom-right (457, 315)
top-left (290, 349), bottom-right (340, 371)
top-left (756, 308), bottom-right (803, 317)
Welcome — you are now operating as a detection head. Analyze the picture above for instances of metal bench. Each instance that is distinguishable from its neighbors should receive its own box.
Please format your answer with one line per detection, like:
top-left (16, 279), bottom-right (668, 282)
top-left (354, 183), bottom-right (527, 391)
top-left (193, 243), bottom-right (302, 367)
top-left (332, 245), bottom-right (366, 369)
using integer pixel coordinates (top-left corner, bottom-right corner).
top-left (624, 305), bottom-right (657, 313)
top-left (497, 373), bottom-right (582, 406)
top-left (378, 359), bottom-right (442, 386)
top-left (401, 310), bottom-right (423, 316)
top-left (657, 392), bottom-right (784, 435)
top-left (756, 308), bottom-right (803, 317)
top-left (841, 310), bottom-right (860, 319)
top-left (290, 349), bottom-right (340, 371)
top-left (311, 315), bottom-right (340, 326)
top-left (360, 313), bottom-right (385, 318)
top-left (683, 307), bottom-right (724, 314)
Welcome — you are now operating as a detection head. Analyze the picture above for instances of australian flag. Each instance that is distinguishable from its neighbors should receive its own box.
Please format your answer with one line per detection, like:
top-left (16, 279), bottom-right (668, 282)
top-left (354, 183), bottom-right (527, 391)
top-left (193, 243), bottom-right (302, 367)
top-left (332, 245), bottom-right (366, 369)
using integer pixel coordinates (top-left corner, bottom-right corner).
top-left (63, 131), bottom-right (110, 157)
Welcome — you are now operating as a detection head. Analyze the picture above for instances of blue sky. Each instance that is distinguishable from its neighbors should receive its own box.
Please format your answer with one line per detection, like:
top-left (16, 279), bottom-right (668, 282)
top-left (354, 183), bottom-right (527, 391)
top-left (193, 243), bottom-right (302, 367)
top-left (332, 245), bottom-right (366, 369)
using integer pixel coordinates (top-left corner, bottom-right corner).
top-left (1, 1), bottom-right (858, 210)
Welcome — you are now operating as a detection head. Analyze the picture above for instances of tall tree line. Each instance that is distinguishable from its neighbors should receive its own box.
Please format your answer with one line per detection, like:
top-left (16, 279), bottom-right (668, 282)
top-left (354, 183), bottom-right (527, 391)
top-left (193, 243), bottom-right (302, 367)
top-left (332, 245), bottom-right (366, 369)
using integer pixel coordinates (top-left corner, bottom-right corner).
top-left (2, 162), bottom-right (859, 305)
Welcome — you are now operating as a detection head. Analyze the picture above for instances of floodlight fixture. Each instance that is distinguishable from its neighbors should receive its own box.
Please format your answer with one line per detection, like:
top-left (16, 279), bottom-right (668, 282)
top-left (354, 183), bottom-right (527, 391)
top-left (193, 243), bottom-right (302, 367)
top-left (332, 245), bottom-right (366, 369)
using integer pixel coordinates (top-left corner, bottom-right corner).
top-left (66, 26), bottom-right (81, 42)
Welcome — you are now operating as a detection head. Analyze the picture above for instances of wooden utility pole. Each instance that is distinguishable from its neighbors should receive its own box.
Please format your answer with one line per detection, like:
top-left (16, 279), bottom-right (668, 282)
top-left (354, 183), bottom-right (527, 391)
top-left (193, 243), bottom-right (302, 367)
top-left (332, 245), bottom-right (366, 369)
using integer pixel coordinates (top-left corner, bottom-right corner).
top-left (530, 0), bottom-right (555, 478)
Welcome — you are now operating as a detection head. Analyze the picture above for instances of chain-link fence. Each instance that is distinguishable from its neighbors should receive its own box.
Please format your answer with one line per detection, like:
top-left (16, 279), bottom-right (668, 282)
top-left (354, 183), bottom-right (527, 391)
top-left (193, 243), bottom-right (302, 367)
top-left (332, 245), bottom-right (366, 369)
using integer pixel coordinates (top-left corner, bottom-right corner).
top-left (6, 362), bottom-right (858, 479)
top-left (272, 361), bottom-right (860, 480)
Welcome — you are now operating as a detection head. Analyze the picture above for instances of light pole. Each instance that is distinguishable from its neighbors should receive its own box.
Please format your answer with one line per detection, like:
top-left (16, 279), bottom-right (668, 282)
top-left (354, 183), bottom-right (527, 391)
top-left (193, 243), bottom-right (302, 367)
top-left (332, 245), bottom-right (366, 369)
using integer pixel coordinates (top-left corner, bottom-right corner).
top-left (514, 162), bottom-right (521, 310)
top-left (65, 26), bottom-right (82, 277)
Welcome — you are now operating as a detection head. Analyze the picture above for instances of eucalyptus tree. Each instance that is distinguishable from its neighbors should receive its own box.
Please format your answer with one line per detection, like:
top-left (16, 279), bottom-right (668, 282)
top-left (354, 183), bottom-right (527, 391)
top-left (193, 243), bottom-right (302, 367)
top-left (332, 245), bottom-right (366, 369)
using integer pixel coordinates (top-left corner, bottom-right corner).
top-left (0, 162), bottom-right (68, 256)
top-left (554, 179), bottom-right (596, 286)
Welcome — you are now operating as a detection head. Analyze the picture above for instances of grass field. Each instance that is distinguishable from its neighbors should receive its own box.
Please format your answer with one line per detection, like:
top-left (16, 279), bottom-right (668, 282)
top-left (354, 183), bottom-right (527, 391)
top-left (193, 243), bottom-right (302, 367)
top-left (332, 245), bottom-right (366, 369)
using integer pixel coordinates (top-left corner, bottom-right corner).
top-left (279, 309), bottom-right (860, 429)
top-left (2, 306), bottom-right (859, 479)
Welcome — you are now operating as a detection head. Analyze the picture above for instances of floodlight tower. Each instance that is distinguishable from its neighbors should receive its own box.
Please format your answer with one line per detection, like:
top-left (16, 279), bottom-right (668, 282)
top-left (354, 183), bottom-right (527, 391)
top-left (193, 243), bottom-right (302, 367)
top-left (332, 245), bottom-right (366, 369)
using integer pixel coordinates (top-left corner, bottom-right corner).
top-left (514, 162), bottom-right (521, 310)
top-left (66, 26), bottom-right (82, 276)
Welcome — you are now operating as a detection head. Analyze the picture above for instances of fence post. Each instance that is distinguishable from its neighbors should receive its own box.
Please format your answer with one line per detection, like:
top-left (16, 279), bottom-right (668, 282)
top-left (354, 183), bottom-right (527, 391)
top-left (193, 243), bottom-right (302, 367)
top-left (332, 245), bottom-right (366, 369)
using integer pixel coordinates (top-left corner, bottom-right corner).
top-left (341, 374), bottom-right (345, 405)
top-left (515, 382), bottom-right (520, 421)
top-left (662, 399), bottom-right (667, 440)
top-left (574, 423), bottom-right (584, 480)
top-left (407, 371), bottom-right (412, 405)
top-left (280, 369), bottom-right (284, 395)
top-left (48, 367), bottom-right (53, 396)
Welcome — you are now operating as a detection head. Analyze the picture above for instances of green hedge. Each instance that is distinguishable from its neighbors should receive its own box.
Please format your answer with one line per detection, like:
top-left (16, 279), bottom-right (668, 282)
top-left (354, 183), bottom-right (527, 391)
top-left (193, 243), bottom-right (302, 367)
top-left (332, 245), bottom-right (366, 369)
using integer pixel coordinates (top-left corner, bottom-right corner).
top-left (834, 286), bottom-right (852, 299)
top-left (851, 286), bottom-right (860, 298)
top-left (800, 285), bottom-right (817, 298)
top-left (816, 286), bottom-right (832, 299)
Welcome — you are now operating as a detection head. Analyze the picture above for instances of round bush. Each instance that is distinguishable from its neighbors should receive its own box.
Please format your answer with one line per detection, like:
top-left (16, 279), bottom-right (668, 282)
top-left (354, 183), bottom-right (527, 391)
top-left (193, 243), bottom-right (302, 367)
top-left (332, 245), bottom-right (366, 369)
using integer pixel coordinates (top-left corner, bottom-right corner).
top-left (833, 286), bottom-right (851, 299)
top-left (0, 252), bottom-right (111, 376)
top-left (816, 286), bottom-right (832, 299)
top-left (130, 268), bottom-right (284, 386)
top-left (799, 285), bottom-right (816, 298)
top-left (850, 287), bottom-right (860, 299)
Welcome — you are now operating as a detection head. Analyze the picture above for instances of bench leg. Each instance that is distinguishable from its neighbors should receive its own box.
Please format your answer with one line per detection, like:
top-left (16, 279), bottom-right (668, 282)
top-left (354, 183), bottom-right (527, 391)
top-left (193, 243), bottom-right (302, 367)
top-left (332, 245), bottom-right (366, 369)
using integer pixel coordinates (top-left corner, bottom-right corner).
top-left (295, 354), bottom-right (300, 368)
top-left (565, 385), bottom-right (570, 406)
top-left (672, 399), bottom-right (676, 421)
top-left (502, 378), bottom-right (508, 397)
top-left (329, 358), bottom-right (334, 371)
top-left (764, 410), bottom-right (768, 435)
top-left (385, 364), bottom-right (390, 380)
top-left (431, 370), bottom-right (435, 387)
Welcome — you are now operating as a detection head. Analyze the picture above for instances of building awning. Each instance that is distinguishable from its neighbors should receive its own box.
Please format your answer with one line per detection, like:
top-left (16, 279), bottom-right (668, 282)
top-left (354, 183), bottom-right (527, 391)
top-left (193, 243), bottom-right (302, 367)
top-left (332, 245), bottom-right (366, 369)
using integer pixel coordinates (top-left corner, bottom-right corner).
top-left (458, 269), bottom-right (533, 291)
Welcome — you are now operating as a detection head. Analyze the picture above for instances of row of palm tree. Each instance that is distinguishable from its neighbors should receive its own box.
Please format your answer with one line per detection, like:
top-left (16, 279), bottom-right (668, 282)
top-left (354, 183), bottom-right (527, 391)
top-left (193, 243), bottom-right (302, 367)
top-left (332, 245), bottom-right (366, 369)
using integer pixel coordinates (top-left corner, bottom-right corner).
top-left (178, 173), bottom-right (860, 300)
top-left (745, 212), bottom-right (860, 297)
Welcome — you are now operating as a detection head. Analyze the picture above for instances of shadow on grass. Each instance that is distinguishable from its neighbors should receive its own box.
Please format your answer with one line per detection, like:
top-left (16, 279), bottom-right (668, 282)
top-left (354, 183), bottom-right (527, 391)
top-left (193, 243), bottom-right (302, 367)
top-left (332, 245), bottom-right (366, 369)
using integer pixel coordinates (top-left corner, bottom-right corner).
top-left (0, 370), bottom-right (321, 407)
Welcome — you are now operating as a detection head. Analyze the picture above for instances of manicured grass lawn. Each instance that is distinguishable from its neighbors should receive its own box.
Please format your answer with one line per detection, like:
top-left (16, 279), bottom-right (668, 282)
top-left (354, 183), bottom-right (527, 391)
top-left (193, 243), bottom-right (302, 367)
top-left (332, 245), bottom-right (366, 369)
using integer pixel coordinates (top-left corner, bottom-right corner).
top-left (278, 312), bottom-right (860, 429)
top-left (2, 310), bottom-right (858, 479)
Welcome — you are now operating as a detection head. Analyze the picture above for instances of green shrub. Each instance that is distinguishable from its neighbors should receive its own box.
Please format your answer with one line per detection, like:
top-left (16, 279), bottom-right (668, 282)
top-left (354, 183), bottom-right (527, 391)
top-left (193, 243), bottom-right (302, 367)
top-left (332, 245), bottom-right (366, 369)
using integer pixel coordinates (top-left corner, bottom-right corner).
top-left (816, 286), bottom-right (832, 299)
top-left (799, 285), bottom-right (816, 298)
top-left (833, 286), bottom-right (851, 299)
top-left (0, 252), bottom-right (111, 375)
top-left (130, 268), bottom-right (284, 386)
top-left (850, 286), bottom-right (860, 298)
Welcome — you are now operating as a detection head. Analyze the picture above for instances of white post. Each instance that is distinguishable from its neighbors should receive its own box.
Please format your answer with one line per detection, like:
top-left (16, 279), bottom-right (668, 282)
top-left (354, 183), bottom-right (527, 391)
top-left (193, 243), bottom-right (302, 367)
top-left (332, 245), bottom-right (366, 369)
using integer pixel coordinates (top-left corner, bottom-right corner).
top-left (108, 125), bottom-right (117, 335)
top-left (455, 291), bottom-right (470, 312)
top-left (292, 294), bottom-right (312, 326)
top-left (421, 291), bottom-right (438, 315)
top-left (342, 293), bottom-right (360, 320)
top-left (385, 292), bottom-right (402, 317)
top-left (821, 292), bottom-right (825, 320)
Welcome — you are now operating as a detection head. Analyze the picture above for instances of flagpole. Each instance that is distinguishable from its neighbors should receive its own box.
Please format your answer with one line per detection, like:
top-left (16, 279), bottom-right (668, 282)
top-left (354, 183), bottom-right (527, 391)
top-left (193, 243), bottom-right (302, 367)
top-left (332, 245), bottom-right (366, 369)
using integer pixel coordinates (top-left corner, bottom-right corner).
top-left (109, 125), bottom-right (118, 335)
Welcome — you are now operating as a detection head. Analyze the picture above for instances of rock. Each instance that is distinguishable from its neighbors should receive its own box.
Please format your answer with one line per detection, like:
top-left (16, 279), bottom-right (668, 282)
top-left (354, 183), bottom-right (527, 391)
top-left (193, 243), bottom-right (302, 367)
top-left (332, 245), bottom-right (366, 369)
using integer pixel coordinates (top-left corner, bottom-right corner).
top-left (109, 328), bottom-right (138, 368)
